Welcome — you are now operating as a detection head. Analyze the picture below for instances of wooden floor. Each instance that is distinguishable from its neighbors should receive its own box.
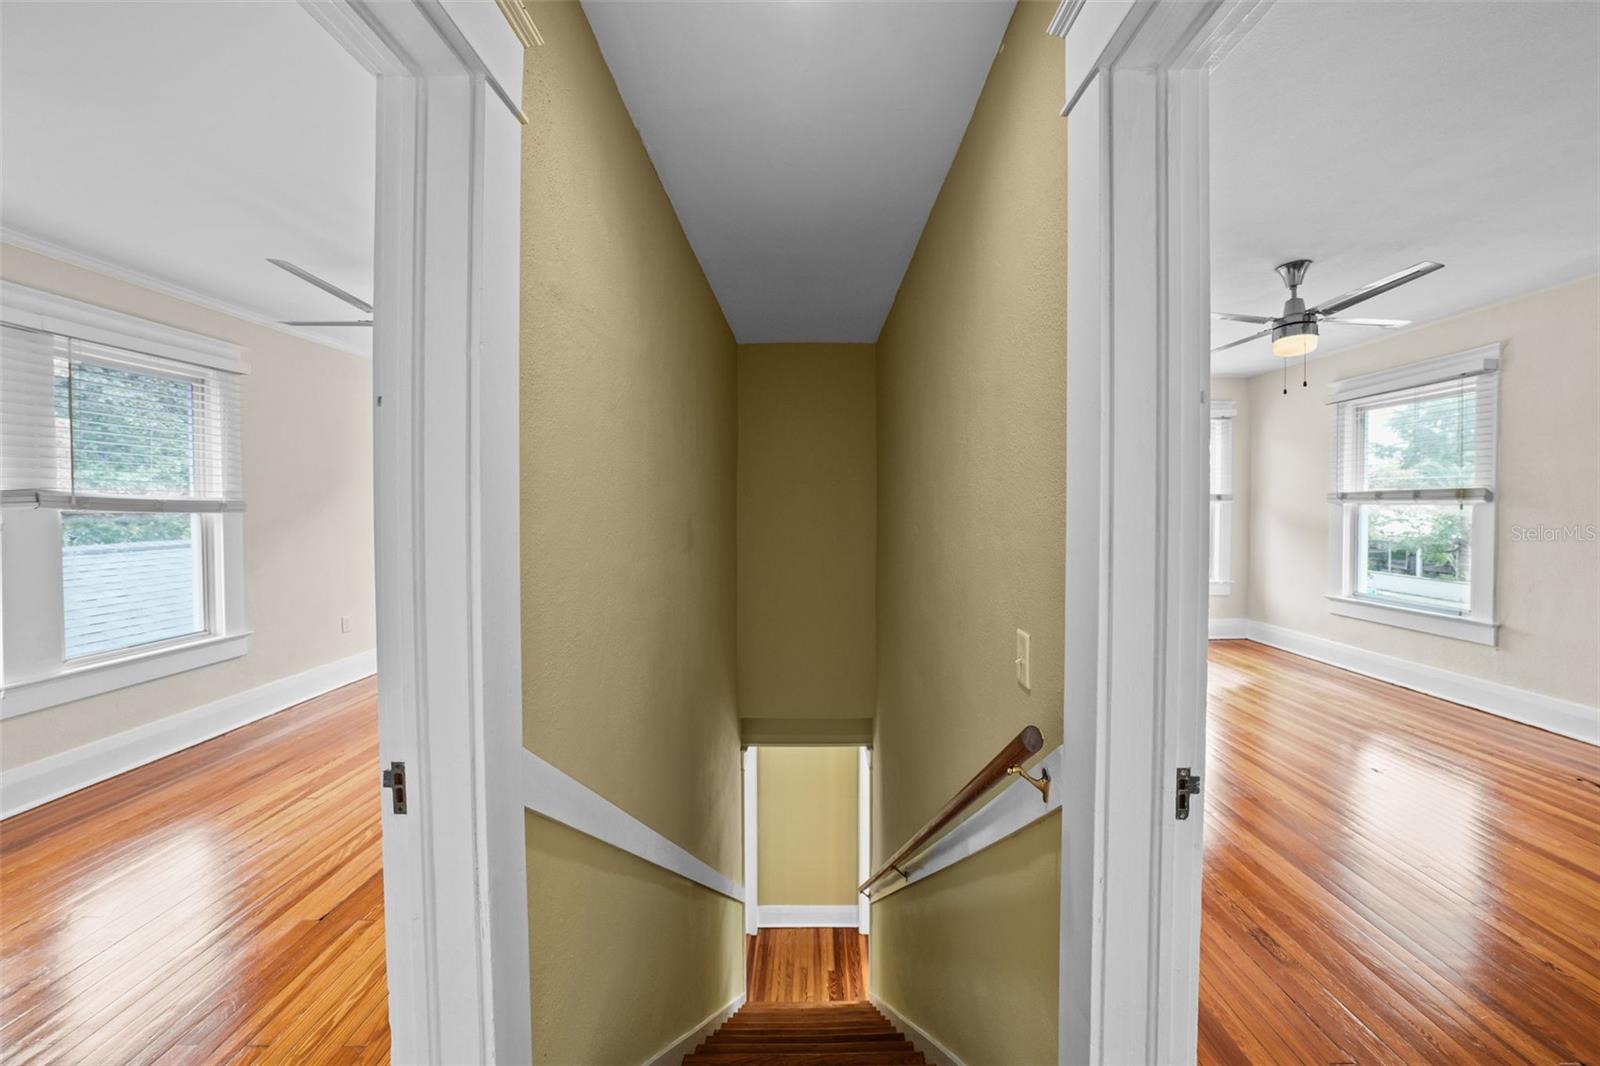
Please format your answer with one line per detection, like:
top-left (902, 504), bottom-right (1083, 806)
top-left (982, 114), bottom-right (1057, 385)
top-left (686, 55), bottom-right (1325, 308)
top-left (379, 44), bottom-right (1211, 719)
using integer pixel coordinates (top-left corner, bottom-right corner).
top-left (746, 928), bottom-right (869, 1004)
top-left (0, 678), bottom-right (388, 1066)
top-left (6, 644), bottom-right (1597, 1063)
top-left (1201, 640), bottom-right (1600, 1065)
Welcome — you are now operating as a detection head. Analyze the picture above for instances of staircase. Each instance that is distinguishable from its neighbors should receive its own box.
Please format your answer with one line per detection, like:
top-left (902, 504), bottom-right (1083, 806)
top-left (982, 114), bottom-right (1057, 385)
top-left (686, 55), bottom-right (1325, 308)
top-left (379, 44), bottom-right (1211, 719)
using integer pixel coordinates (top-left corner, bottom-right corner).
top-left (684, 1002), bottom-right (925, 1064)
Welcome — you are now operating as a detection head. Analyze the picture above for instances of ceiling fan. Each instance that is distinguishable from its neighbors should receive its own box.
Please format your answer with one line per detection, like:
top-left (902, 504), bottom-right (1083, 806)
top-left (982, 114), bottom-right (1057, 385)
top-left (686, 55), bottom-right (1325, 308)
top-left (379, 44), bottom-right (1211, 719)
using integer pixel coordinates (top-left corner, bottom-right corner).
top-left (268, 258), bottom-right (373, 327)
top-left (1212, 258), bottom-right (1444, 359)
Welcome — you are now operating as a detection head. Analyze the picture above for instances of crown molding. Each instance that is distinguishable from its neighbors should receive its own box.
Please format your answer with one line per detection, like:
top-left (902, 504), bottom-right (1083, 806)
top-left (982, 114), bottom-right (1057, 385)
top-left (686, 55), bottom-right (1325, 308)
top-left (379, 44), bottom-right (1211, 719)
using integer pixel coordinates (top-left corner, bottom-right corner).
top-left (0, 228), bottom-right (370, 360)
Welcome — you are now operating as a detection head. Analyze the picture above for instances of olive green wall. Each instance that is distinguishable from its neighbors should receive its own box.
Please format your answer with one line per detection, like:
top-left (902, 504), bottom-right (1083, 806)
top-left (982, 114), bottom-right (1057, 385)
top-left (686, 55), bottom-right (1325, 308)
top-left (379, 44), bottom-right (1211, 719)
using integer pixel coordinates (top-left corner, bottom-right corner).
top-left (871, 1), bottom-right (1066, 1057)
top-left (519, 1), bottom-right (742, 1057)
top-left (757, 746), bottom-right (859, 906)
top-left (872, 814), bottom-right (1062, 1064)
top-left (525, 814), bottom-right (743, 1065)
top-left (737, 343), bottom-right (877, 734)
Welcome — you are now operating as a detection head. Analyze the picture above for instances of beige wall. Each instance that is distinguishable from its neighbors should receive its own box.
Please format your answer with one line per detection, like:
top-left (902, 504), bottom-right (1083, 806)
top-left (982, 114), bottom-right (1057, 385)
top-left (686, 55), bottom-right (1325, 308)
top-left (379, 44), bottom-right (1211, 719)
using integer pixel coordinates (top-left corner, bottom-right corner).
top-left (0, 244), bottom-right (375, 771)
top-left (756, 746), bottom-right (858, 906)
top-left (518, 2), bottom-right (744, 1057)
top-left (1209, 376), bottom-right (1252, 620)
top-left (737, 344), bottom-right (876, 733)
top-left (1243, 276), bottom-right (1600, 706)
top-left (871, 2), bottom-right (1065, 1055)
top-left (525, 813), bottom-right (743, 1065)
top-left (872, 812), bottom-right (1061, 1064)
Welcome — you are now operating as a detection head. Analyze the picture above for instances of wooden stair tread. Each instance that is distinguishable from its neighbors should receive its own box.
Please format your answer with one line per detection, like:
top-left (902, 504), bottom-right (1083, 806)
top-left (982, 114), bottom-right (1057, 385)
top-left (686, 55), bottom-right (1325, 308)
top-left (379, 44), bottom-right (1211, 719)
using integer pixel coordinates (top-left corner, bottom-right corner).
top-left (684, 1056), bottom-right (924, 1065)
top-left (693, 1001), bottom-right (924, 1065)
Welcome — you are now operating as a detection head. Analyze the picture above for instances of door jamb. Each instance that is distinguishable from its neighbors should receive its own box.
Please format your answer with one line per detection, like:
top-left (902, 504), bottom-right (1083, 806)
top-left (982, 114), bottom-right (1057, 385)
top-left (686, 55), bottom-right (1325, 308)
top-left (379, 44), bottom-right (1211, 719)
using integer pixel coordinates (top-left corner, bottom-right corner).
top-left (299, 2), bottom-right (529, 1062)
top-left (1051, 2), bottom-right (1273, 1063)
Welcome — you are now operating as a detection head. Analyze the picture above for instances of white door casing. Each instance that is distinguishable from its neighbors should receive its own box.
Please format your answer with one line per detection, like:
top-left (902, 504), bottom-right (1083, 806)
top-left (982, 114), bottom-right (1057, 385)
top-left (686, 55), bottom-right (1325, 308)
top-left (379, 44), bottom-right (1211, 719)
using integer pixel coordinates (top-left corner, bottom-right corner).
top-left (1052, 2), bottom-right (1273, 1063)
top-left (299, 2), bottom-right (529, 1062)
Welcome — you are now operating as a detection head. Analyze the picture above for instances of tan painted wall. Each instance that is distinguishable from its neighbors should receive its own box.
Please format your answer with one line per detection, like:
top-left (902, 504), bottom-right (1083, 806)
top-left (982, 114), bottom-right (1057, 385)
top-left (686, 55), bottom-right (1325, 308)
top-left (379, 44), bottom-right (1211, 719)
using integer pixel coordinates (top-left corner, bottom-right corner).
top-left (737, 344), bottom-right (876, 730)
top-left (874, 2), bottom-right (1065, 858)
top-left (525, 813), bottom-right (743, 1065)
top-left (1209, 376), bottom-right (1252, 621)
top-left (1243, 276), bottom-right (1600, 706)
top-left (0, 244), bottom-right (375, 771)
top-left (520, 0), bottom-right (741, 879)
top-left (518, 3), bottom-right (743, 1057)
top-left (757, 746), bottom-right (858, 906)
top-left (872, 812), bottom-right (1061, 1064)
top-left (870, 4), bottom-right (1065, 1055)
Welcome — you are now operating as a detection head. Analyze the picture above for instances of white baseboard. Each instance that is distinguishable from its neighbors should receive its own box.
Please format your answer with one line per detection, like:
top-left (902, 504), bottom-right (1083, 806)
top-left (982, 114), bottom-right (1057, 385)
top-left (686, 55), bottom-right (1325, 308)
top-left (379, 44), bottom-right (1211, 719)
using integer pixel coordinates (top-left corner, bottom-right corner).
top-left (1208, 617), bottom-right (1249, 640)
top-left (1225, 620), bottom-right (1598, 746)
top-left (0, 649), bottom-right (377, 818)
top-left (645, 992), bottom-right (744, 1066)
top-left (757, 904), bottom-right (859, 928)
top-left (871, 995), bottom-right (964, 1066)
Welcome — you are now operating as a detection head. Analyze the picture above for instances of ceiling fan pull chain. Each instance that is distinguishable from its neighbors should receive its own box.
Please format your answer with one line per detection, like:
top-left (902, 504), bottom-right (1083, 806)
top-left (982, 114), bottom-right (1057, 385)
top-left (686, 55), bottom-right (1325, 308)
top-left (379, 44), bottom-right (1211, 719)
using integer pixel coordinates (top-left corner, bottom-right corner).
top-left (1302, 351), bottom-right (1308, 388)
top-left (1282, 360), bottom-right (1288, 395)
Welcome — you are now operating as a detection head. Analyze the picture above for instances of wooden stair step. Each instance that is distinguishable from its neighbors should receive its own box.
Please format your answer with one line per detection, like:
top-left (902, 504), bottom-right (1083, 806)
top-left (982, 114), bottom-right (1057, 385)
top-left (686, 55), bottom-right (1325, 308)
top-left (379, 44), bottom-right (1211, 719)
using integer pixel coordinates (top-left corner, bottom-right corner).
top-left (700, 1040), bottom-right (917, 1054)
top-left (707, 1031), bottom-right (904, 1044)
top-left (683, 1055), bottom-right (924, 1066)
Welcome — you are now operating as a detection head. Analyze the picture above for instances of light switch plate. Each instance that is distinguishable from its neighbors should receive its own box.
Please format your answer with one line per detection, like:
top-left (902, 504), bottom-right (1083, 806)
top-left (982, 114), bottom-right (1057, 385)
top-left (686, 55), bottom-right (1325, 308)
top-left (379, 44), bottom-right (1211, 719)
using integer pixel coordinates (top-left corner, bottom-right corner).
top-left (340, 614), bottom-right (352, 634)
top-left (1015, 629), bottom-right (1031, 691)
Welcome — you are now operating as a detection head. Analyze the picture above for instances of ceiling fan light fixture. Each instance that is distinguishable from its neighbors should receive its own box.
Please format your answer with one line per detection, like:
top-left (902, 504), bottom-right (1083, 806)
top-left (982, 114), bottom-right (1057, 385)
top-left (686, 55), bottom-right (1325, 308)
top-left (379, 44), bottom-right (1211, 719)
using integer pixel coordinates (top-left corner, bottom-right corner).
top-left (1271, 318), bottom-right (1318, 359)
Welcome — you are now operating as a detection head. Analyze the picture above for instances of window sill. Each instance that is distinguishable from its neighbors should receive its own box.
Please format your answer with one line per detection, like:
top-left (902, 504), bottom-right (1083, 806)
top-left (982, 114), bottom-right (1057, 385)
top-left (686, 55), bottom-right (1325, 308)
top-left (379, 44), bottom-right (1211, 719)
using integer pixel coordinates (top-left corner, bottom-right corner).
top-left (1325, 595), bottom-right (1496, 647)
top-left (0, 632), bottom-right (251, 720)
top-left (1210, 580), bottom-right (1234, 597)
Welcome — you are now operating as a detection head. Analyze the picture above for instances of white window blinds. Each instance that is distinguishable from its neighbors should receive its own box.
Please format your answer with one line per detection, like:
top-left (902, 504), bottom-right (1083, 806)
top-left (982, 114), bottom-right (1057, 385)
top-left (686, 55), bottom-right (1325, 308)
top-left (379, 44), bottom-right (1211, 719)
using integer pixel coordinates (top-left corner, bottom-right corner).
top-left (0, 322), bottom-right (244, 512)
top-left (1330, 366), bottom-right (1498, 502)
top-left (1209, 412), bottom-right (1234, 500)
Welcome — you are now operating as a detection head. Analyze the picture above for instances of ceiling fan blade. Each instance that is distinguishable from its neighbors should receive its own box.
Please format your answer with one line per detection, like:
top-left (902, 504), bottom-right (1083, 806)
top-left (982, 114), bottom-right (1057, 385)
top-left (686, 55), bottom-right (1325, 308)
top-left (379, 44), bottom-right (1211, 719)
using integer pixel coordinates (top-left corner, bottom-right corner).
top-left (1211, 326), bottom-right (1272, 353)
top-left (1212, 311), bottom-right (1275, 324)
top-left (1311, 261), bottom-right (1443, 316)
top-left (1323, 316), bottom-right (1410, 328)
top-left (281, 319), bottom-right (375, 327)
top-left (267, 258), bottom-right (374, 314)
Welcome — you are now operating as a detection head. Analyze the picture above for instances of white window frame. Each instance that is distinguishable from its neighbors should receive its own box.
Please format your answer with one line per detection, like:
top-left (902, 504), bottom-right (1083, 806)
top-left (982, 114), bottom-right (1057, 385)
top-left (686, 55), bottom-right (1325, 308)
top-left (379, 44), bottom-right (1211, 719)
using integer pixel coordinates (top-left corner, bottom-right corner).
top-left (0, 283), bottom-right (250, 717)
top-left (1209, 400), bottom-right (1235, 596)
top-left (1324, 345), bottom-right (1500, 646)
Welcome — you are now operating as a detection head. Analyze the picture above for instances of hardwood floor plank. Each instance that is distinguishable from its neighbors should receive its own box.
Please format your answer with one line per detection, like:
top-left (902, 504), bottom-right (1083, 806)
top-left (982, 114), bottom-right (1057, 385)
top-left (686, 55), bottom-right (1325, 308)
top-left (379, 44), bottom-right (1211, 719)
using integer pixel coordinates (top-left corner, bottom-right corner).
top-left (0, 678), bottom-right (388, 1065)
top-left (1201, 641), bottom-right (1600, 1065)
top-left (746, 928), bottom-right (869, 1005)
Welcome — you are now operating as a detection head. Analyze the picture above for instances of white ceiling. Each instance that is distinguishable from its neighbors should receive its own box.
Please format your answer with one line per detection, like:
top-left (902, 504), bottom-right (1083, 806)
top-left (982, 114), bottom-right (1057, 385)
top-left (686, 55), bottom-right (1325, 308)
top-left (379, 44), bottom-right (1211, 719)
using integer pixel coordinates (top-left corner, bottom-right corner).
top-left (0, 1), bottom-right (375, 357)
top-left (583, 0), bottom-right (1016, 344)
top-left (1210, 1), bottom-right (1600, 376)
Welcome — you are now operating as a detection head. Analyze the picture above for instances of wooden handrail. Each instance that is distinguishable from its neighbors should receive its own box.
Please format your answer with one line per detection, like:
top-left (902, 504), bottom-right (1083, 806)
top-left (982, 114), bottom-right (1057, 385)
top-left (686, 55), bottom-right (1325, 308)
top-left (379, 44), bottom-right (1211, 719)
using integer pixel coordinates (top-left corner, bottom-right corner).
top-left (859, 725), bottom-right (1047, 896)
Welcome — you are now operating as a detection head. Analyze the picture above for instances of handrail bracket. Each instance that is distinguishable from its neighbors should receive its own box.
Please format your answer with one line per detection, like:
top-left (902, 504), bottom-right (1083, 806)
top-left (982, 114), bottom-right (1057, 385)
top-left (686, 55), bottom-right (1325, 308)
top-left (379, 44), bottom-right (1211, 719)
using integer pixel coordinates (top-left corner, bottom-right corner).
top-left (1007, 763), bottom-right (1051, 804)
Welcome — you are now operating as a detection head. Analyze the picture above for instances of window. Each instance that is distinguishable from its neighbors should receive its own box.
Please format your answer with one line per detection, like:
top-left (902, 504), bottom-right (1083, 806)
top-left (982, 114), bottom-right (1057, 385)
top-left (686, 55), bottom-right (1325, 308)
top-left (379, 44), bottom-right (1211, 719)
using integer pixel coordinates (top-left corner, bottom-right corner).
top-left (1209, 400), bottom-right (1235, 595)
top-left (1326, 346), bottom-right (1499, 645)
top-left (1, 283), bottom-right (248, 716)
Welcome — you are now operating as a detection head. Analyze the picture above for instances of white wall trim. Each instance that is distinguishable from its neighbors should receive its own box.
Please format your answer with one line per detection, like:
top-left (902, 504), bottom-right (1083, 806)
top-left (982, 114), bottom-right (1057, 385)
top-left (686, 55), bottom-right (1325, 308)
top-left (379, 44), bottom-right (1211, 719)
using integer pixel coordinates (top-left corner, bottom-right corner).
top-left (1, 633), bottom-right (251, 720)
top-left (0, 649), bottom-right (375, 819)
top-left (0, 229), bottom-right (364, 360)
top-left (757, 905), bottom-right (859, 928)
top-left (1325, 343), bottom-right (1501, 404)
top-left (1325, 595), bottom-right (1498, 647)
top-left (521, 749), bottom-right (745, 903)
top-left (869, 746), bottom-right (1063, 903)
top-left (743, 746), bottom-right (759, 935)
top-left (1207, 618), bottom-right (1249, 640)
top-left (1224, 623), bottom-right (1598, 746)
top-left (644, 993), bottom-right (745, 1066)
top-left (871, 995), bottom-right (965, 1066)
top-left (857, 745), bottom-right (871, 935)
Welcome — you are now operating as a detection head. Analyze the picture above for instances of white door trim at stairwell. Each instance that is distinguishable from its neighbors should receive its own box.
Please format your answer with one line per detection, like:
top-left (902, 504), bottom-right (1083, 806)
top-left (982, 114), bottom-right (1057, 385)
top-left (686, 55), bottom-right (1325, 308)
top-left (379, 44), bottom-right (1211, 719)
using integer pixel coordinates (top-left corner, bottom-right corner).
top-left (299, 3), bottom-right (530, 1063)
top-left (1052, 1), bottom-right (1276, 1063)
